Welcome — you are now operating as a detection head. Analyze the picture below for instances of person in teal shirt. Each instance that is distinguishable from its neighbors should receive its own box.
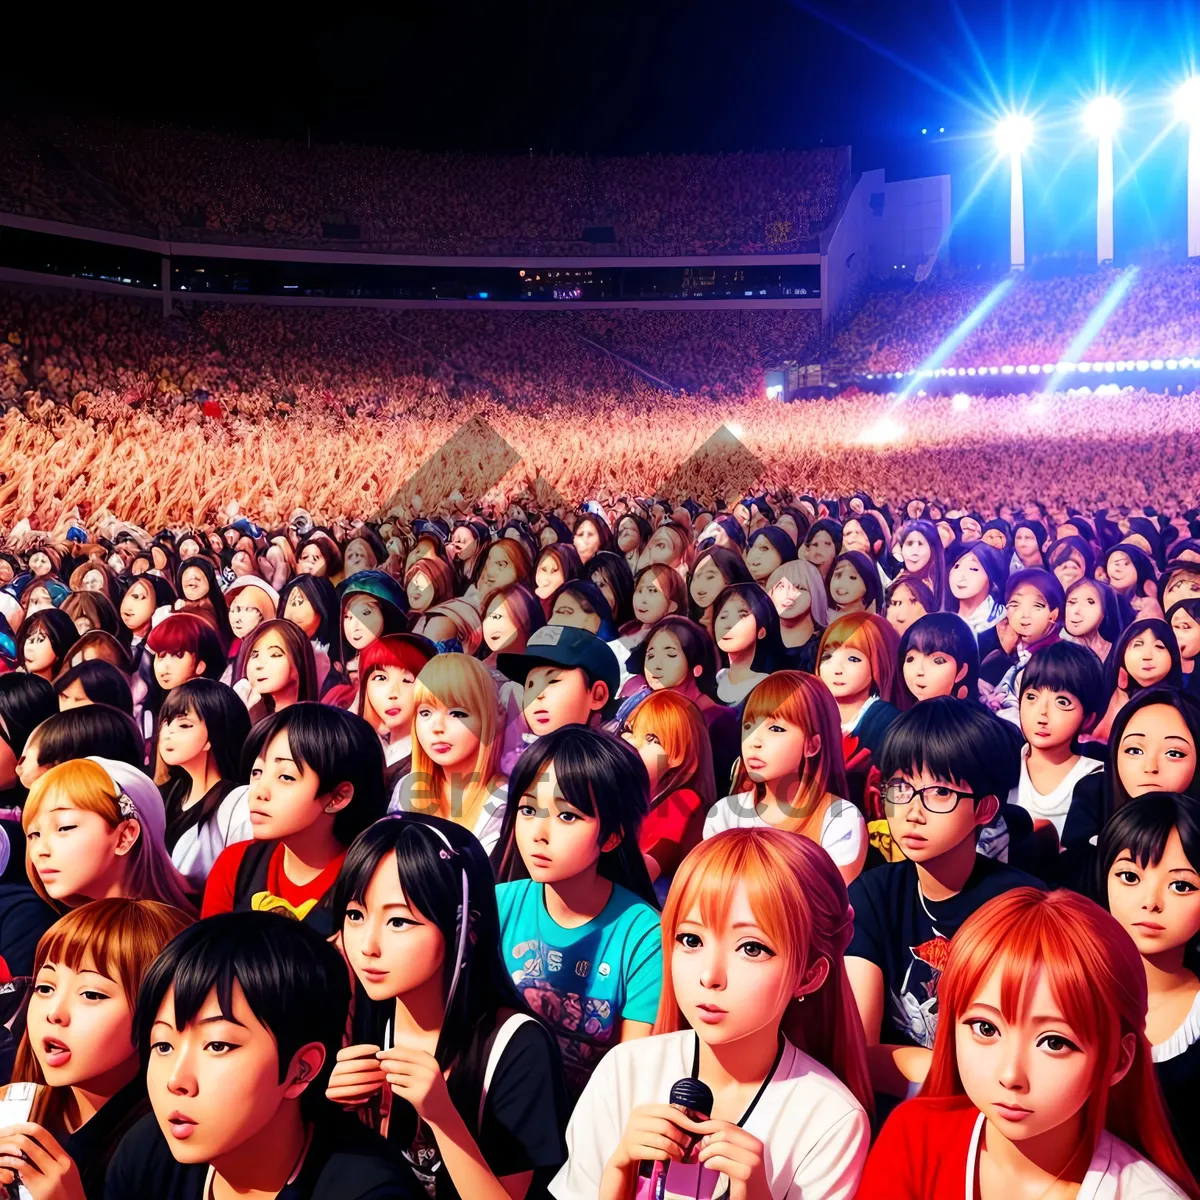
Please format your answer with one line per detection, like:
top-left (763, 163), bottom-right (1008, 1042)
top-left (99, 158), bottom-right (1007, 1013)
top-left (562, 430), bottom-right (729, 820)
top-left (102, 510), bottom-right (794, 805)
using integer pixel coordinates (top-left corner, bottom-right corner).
top-left (494, 725), bottom-right (662, 1099)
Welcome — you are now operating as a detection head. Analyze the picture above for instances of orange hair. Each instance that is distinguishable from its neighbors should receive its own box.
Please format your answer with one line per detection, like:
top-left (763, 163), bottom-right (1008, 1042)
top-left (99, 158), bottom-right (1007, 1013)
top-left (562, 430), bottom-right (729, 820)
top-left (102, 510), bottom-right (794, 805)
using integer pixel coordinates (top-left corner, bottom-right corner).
top-left (655, 828), bottom-right (872, 1115)
top-left (405, 557), bottom-right (456, 608)
top-left (925, 888), bottom-right (1197, 1197)
top-left (10, 898), bottom-right (192, 1128)
top-left (817, 611), bottom-right (901, 705)
top-left (732, 670), bottom-right (848, 838)
top-left (628, 689), bottom-right (716, 809)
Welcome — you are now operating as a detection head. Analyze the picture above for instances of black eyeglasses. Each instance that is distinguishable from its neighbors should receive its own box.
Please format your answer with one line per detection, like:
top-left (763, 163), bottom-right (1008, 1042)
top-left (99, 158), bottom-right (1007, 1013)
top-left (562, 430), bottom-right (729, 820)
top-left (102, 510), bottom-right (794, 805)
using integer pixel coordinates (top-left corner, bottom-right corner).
top-left (882, 780), bottom-right (976, 814)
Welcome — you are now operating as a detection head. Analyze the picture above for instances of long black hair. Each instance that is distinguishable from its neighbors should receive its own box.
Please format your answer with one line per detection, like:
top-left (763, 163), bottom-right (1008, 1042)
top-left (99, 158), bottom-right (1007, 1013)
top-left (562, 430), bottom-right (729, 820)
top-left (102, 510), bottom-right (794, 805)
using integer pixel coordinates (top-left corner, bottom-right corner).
top-left (492, 725), bottom-right (658, 908)
top-left (1103, 687), bottom-right (1200, 825)
top-left (711, 581), bottom-right (785, 674)
top-left (277, 573), bottom-right (341, 651)
top-left (160, 678), bottom-right (252, 782)
top-left (583, 551), bottom-right (635, 628)
top-left (174, 556), bottom-right (233, 646)
top-left (1106, 618), bottom-right (1183, 701)
top-left (626, 615), bottom-right (722, 702)
top-left (330, 815), bottom-right (542, 1141)
top-left (52, 660), bottom-right (134, 715)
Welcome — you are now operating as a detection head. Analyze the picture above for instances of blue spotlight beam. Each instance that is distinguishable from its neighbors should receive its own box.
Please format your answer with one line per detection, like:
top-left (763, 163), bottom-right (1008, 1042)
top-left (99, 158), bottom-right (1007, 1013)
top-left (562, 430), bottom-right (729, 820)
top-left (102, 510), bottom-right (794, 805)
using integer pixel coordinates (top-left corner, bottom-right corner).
top-left (893, 278), bottom-right (1017, 406)
top-left (1042, 268), bottom-right (1140, 394)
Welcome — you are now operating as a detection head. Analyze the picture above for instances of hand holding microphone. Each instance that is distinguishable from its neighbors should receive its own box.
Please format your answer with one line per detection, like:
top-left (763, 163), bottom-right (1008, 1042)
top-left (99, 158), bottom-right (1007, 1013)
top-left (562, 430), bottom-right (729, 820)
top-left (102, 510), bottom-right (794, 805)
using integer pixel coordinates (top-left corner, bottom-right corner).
top-left (604, 1078), bottom-right (712, 1199)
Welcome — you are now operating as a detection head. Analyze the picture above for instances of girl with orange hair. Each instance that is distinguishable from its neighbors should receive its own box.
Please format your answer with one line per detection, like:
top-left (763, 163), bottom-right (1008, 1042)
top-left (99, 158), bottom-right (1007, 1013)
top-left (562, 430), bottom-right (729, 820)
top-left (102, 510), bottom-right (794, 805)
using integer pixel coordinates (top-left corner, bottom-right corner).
top-left (818, 612), bottom-right (902, 803)
top-left (552, 828), bottom-right (871, 1200)
top-left (857, 887), bottom-right (1199, 1198)
top-left (0, 898), bottom-right (192, 1200)
top-left (703, 670), bottom-right (866, 884)
top-left (620, 689), bottom-right (717, 886)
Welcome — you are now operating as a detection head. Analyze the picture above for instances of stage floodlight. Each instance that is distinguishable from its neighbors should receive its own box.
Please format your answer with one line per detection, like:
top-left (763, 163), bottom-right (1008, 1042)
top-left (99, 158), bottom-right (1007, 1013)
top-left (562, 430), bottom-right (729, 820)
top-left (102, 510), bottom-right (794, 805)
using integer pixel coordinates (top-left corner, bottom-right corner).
top-left (1084, 95), bottom-right (1123, 137)
top-left (995, 113), bottom-right (1035, 154)
top-left (1176, 77), bottom-right (1200, 125)
top-left (951, 393), bottom-right (972, 412)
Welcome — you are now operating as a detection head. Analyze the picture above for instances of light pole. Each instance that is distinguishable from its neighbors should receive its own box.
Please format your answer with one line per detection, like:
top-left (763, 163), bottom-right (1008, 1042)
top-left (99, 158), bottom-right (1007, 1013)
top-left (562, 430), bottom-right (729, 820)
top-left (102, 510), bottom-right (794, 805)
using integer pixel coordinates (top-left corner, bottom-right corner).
top-left (1178, 78), bottom-right (1200, 259)
top-left (996, 115), bottom-right (1034, 269)
top-left (1085, 96), bottom-right (1122, 264)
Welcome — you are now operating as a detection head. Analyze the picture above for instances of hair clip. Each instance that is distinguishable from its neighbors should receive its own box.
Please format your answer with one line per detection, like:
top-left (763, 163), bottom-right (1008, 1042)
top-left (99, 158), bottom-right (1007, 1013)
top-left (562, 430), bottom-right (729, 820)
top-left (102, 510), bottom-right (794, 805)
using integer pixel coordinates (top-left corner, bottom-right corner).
top-left (439, 848), bottom-right (452, 860)
top-left (116, 792), bottom-right (137, 821)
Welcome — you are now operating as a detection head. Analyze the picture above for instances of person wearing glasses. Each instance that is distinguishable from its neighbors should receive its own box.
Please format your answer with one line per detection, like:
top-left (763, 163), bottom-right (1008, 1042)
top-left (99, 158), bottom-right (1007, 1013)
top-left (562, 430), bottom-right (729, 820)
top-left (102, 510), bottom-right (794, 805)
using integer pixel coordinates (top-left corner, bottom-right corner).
top-left (843, 698), bottom-right (1046, 1101)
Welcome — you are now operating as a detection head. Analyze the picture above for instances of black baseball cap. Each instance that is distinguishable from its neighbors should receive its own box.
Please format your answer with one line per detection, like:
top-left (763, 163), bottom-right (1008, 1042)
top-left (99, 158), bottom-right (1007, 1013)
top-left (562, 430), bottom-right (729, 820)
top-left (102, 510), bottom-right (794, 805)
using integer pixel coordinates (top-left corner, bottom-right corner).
top-left (497, 625), bottom-right (620, 703)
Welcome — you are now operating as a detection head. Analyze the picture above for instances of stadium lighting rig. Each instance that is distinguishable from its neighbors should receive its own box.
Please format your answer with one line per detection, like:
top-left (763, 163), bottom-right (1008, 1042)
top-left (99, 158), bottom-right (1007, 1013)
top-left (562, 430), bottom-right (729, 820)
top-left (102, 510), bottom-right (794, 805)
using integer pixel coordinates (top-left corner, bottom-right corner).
top-left (994, 114), bottom-right (1034, 269)
top-left (1084, 96), bottom-right (1122, 264)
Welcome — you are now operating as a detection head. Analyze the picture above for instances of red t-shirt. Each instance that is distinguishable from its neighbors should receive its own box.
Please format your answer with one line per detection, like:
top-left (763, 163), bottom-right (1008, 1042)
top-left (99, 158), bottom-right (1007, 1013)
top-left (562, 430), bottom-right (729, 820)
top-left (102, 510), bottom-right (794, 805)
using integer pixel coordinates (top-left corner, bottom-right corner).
top-left (857, 1095), bottom-right (981, 1199)
top-left (201, 840), bottom-right (347, 921)
top-left (638, 788), bottom-right (705, 877)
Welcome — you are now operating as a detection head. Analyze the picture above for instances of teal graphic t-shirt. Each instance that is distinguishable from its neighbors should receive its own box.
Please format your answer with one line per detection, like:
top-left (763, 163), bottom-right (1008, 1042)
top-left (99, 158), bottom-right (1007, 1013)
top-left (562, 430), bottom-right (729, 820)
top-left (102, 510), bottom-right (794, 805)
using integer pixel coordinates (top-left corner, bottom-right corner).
top-left (496, 878), bottom-right (662, 1100)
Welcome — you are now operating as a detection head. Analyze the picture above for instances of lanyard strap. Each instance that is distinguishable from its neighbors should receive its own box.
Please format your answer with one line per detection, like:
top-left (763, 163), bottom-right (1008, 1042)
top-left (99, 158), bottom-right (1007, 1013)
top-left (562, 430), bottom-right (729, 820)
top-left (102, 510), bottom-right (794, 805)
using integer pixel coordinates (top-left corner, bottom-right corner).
top-left (688, 1031), bottom-right (785, 1129)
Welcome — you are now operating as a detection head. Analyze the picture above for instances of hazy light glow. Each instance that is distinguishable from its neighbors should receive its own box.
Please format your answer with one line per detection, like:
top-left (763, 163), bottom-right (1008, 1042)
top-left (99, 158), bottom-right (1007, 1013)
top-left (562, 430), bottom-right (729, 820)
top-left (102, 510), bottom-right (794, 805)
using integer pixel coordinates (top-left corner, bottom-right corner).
top-left (1176, 77), bottom-right (1200, 125)
top-left (951, 393), bottom-right (972, 412)
top-left (857, 416), bottom-right (907, 446)
top-left (995, 113), bottom-right (1035, 154)
top-left (1084, 95), bottom-right (1123, 137)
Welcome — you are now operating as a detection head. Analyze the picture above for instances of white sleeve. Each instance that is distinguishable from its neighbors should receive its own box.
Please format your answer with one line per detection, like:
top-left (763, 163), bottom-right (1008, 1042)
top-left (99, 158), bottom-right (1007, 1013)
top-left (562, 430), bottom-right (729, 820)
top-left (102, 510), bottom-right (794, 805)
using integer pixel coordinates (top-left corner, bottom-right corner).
top-left (549, 1050), bottom-right (626, 1200)
top-left (787, 1108), bottom-right (870, 1200)
top-left (217, 786), bottom-right (253, 846)
top-left (821, 801), bottom-right (867, 867)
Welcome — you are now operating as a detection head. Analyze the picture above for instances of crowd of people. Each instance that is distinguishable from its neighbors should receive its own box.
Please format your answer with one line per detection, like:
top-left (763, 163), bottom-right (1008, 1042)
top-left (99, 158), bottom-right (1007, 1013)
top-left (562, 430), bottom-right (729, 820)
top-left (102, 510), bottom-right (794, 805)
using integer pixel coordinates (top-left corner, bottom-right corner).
top-left (831, 261), bottom-right (1200, 374)
top-left (0, 117), bottom-right (850, 254)
top-left (0, 484), bottom-right (1194, 1198)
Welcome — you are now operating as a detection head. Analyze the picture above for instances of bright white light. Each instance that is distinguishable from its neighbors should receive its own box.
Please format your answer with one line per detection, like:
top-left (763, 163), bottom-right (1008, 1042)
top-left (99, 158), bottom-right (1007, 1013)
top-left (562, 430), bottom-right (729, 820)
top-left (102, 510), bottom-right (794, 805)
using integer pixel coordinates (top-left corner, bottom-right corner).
top-left (1001, 364), bottom-right (1014, 374)
top-left (726, 422), bottom-right (744, 438)
top-left (951, 393), bottom-right (972, 412)
top-left (1084, 95), bottom-right (1123, 136)
top-left (995, 113), bottom-right (1035, 154)
top-left (1176, 77), bottom-right (1200, 125)
top-left (1029, 398), bottom-right (1047, 415)
top-left (857, 417), bottom-right (907, 446)
top-left (1152, 359), bottom-right (1165, 370)
top-left (1136, 359), bottom-right (1150, 371)
top-left (765, 385), bottom-right (783, 400)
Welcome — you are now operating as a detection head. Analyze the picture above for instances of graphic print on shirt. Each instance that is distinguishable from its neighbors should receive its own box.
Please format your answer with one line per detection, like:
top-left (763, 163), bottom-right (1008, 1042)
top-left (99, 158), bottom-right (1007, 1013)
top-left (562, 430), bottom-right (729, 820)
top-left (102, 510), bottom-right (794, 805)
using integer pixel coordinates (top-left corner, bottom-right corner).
top-left (404, 1121), bottom-right (443, 1197)
top-left (890, 934), bottom-right (950, 1049)
top-left (509, 938), bottom-right (617, 1096)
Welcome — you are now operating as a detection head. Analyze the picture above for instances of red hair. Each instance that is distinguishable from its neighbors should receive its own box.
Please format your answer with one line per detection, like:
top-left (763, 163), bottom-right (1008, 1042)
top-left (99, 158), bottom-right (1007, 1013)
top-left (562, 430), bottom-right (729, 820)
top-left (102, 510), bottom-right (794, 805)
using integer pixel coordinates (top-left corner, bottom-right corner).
top-left (145, 613), bottom-right (223, 676)
top-left (655, 828), bottom-right (872, 1115)
top-left (357, 634), bottom-right (437, 725)
top-left (926, 888), bottom-right (1197, 1197)
top-left (817, 611), bottom-right (901, 705)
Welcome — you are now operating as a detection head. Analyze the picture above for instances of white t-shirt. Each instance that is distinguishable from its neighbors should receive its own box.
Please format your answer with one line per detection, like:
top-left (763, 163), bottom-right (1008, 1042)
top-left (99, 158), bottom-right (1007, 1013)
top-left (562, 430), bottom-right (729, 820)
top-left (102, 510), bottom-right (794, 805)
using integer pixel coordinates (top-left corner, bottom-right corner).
top-left (965, 1111), bottom-right (1187, 1198)
top-left (959, 595), bottom-right (1005, 636)
top-left (550, 1029), bottom-right (869, 1200)
top-left (715, 668), bottom-right (768, 706)
top-left (1007, 745), bottom-right (1103, 838)
top-left (389, 773), bottom-right (509, 856)
top-left (171, 784), bottom-right (253, 890)
top-left (702, 792), bottom-right (867, 869)
top-left (1153, 988), bottom-right (1200, 1064)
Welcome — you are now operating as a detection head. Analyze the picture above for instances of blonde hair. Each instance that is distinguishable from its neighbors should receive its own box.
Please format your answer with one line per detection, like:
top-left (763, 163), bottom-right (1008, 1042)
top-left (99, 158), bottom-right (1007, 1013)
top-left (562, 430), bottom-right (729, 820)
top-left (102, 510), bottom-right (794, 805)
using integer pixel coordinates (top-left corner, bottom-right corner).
top-left (23, 759), bottom-right (196, 914)
top-left (656, 829), bottom-right (871, 1114)
top-left (733, 671), bottom-right (848, 839)
top-left (409, 654), bottom-right (502, 835)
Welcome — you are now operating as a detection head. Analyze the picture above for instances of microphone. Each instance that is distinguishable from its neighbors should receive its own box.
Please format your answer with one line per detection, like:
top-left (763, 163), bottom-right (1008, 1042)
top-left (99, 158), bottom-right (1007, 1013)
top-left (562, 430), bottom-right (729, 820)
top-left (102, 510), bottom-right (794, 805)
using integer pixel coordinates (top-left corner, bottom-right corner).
top-left (636, 1077), bottom-right (714, 1200)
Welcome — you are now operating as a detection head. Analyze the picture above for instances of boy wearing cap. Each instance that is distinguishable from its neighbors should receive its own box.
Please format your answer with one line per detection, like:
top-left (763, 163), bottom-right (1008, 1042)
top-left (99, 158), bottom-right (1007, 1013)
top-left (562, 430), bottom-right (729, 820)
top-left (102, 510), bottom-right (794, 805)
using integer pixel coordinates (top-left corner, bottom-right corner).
top-left (498, 626), bottom-right (620, 739)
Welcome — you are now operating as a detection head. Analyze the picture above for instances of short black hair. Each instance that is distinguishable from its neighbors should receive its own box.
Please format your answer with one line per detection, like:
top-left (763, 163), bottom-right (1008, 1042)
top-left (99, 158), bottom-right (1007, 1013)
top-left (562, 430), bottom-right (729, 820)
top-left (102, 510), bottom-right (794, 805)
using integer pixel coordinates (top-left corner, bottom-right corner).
top-left (0, 673), bottom-right (57, 756)
top-left (1020, 640), bottom-right (1106, 722)
top-left (878, 695), bottom-right (1018, 801)
top-left (245, 703), bottom-right (387, 846)
top-left (52, 660), bottom-right (134, 716)
top-left (134, 912), bottom-right (349, 1117)
top-left (32, 704), bottom-right (144, 770)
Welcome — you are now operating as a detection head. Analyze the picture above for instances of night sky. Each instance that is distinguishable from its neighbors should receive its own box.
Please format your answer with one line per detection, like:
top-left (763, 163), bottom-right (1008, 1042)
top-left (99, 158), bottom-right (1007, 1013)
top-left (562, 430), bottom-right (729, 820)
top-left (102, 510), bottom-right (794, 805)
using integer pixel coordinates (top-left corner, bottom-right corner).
top-left (6, 0), bottom-right (1198, 262)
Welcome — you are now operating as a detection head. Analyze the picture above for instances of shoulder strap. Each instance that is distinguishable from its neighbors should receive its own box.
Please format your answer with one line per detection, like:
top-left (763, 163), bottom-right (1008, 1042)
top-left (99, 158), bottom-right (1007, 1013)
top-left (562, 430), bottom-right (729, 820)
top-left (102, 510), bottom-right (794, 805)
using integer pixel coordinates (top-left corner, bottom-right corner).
top-left (232, 840), bottom-right (277, 911)
top-left (477, 1013), bottom-right (537, 1129)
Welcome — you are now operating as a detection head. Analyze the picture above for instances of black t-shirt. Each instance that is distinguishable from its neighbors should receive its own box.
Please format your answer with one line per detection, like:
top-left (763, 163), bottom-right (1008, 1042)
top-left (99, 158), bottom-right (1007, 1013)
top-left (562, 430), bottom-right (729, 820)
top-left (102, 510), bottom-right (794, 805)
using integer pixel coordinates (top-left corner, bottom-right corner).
top-left (104, 1108), bottom-right (420, 1200)
top-left (1157, 1036), bottom-right (1200, 1180)
top-left (0, 881), bottom-right (57, 977)
top-left (847, 856), bottom-right (1045, 1049)
top-left (386, 1018), bottom-right (568, 1200)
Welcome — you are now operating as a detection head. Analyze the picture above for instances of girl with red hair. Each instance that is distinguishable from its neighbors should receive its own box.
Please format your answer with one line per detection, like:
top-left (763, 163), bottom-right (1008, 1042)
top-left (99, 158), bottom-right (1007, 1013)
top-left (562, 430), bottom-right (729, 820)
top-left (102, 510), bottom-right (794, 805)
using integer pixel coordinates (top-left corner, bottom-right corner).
top-left (857, 887), bottom-right (1199, 1198)
top-left (553, 828), bottom-right (871, 1200)
top-left (355, 631), bottom-right (436, 790)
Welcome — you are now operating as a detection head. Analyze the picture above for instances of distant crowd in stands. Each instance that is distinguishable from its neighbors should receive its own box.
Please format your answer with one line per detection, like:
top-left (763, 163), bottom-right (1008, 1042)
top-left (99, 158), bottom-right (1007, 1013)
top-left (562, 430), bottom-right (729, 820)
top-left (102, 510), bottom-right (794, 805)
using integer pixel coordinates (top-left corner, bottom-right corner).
top-left (0, 117), bottom-right (849, 253)
top-left (831, 261), bottom-right (1200, 373)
